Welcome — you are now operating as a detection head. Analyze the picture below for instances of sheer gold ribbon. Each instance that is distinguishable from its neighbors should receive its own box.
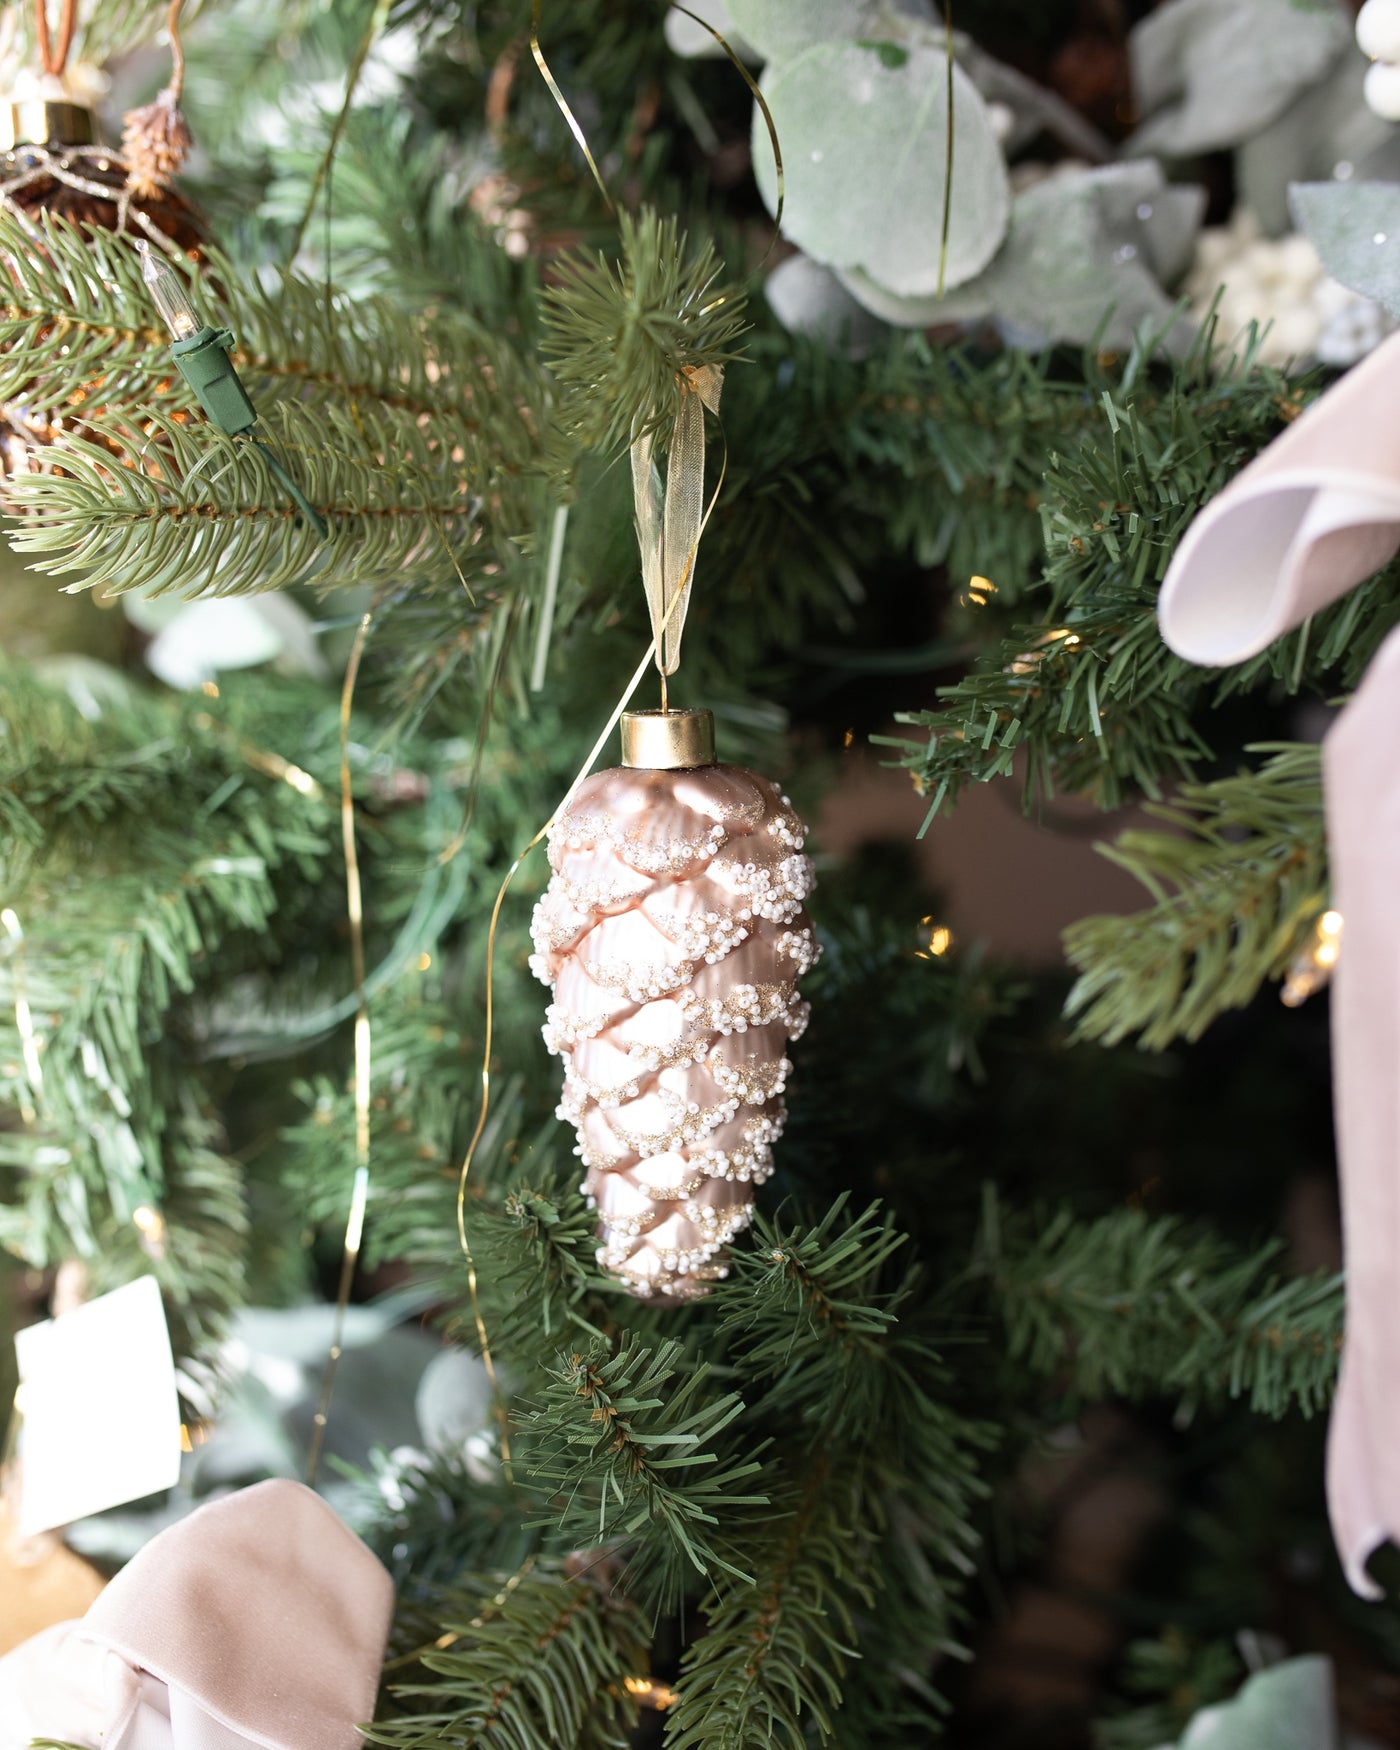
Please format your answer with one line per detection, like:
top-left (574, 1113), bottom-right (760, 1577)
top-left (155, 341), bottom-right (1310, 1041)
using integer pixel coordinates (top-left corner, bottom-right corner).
top-left (632, 363), bottom-right (723, 702)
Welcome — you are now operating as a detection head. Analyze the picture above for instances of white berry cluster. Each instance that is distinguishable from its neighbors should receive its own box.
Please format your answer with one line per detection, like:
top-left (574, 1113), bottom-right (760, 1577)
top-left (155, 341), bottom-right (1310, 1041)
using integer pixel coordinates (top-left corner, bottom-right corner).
top-left (1360, 0), bottom-right (1400, 119)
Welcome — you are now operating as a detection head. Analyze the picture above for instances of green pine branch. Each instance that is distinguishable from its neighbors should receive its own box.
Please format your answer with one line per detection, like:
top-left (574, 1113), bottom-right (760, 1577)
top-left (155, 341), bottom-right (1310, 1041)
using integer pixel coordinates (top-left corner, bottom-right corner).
top-left (709, 1200), bottom-right (989, 1739)
top-left (979, 1195), bottom-right (1342, 1418)
top-left (521, 1337), bottom-right (766, 1601)
top-left (541, 206), bottom-right (747, 455)
top-left (478, 1170), bottom-right (611, 1348)
top-left (883, 340), bottom-right (1399, 818)
top-left (370, 1562), bottom-right (646, 1750)
top-left (0, 665), bottom-right (333, 1257)
top-left (0, 212), bottom-right (545, 441)
top-left (7, 402), bottom-right (507, 598)
top-left (665, 1458), bottom-right (865, 1750)
top-left (714, 1197), bottom-right (910, 1434)
top-left (0, 212), bottom-right (551, 598)
top-left (1063, 744), bottom-right (1326, 1048)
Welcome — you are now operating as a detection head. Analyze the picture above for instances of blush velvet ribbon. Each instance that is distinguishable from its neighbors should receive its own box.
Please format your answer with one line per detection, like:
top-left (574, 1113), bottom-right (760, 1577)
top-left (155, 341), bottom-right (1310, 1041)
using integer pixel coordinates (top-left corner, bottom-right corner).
top-left (0, 1480), bottom-right (394, 1750)
top-left (1158, 326), bottom-right (1400, 1597)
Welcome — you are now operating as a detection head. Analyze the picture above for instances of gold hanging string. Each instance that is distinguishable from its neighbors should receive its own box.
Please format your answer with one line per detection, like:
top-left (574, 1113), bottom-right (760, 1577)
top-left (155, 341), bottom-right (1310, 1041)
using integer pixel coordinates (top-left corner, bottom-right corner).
top-left (632, 363), bottom-right (722, 697)
top-left (529, 0), bottom-right (614, 212)
top-left (936, 0), bottom-right (955, 298)
top-left (529, 2), bottom-right (784, 260)
top-left (305, 611), bottom-right (373, 1489)
top-left (33, 0), bottom-right (75, 78)
top-left (454, 469), bottom-right (723, 1479)
top-left (530, 502), bottom-right (571, 693)
top-left (666, 2), bottom-right (785, 255)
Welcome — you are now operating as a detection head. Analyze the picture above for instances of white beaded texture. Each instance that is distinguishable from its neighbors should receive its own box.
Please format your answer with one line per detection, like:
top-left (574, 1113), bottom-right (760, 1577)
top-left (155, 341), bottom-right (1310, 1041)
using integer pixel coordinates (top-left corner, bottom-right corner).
top-left (531, 761), bottom-right (817, 1300)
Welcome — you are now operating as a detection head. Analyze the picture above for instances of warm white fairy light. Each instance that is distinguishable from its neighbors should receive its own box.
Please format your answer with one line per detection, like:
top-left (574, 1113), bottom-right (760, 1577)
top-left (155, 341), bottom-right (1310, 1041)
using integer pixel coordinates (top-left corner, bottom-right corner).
top-left (1281, 909), bottom-right (1344, 1008)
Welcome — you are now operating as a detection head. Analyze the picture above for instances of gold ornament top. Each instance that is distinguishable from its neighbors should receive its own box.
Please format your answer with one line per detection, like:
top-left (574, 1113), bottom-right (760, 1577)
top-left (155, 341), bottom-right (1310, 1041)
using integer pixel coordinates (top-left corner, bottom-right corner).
top-left (621, 708), bottom-right (715, 771)
top-left (0, 99), bottom-right (93, 150)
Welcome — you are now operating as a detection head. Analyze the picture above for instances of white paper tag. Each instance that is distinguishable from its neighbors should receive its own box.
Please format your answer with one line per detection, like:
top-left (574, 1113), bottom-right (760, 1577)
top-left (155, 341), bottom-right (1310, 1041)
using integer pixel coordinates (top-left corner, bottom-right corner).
top-left (14, 1274), bottom-right (183, 1535)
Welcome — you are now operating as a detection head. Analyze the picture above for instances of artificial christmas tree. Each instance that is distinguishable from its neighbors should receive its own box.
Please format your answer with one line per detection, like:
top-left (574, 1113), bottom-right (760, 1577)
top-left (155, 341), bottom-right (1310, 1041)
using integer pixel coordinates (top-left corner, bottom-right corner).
top-left (3, 0), bottom-right (1399, 1746)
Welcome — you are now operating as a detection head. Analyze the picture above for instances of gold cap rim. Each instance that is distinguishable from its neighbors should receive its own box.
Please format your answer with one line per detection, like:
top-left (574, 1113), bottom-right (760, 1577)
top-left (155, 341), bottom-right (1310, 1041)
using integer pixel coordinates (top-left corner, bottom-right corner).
top-left (621, 708), bottom-right (716, 770)
top-left (0, 100), bottom-right (96, 151)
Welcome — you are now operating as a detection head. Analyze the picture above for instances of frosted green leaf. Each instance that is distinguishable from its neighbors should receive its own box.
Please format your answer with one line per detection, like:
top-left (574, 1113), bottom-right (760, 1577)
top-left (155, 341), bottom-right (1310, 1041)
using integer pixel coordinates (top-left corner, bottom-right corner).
top-left (725, 0), bottom-right (883, 64)
top-left (1164, 1656), bottom-right (1337, 1750)
top-left (663, 0), bottom-right (757, 61)
top-left (837, 163), bottom-right (1201, 352)
top-left (1128, 0), bottom-right (1351, 157)
top-left (765, 254), bottom-right (887, 348)
top-left (1238, 54), bottom-right (1400, 236)
top-left (753, 38), bottom-right (1010, 296)
top-left (1290, 181), bottom-right (1400, 316)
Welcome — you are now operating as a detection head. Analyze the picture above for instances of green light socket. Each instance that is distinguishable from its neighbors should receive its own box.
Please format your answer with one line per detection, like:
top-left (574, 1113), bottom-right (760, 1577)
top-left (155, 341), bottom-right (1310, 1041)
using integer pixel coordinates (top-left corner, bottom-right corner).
top-left (171, 326), bottom-right (258, 436)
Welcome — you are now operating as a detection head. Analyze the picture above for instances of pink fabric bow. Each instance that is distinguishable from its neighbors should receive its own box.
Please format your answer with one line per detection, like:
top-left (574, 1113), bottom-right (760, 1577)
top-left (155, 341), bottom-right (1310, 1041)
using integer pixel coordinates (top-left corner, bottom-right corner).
top-left (0, 1480), bottom-right (394, 1750)
top-left (1159, 327), bottom-right (1400, 1597)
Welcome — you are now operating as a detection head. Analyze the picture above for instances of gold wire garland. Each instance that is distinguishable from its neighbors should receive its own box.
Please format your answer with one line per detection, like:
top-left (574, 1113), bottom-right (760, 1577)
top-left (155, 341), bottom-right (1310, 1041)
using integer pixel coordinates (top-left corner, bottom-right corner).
top-left (305, 611), bottom-right (373, 1488)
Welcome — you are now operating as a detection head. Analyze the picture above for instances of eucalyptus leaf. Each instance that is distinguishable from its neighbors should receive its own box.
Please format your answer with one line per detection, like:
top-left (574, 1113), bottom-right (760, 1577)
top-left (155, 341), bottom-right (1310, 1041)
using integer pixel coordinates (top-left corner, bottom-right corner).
top-left (726, 0), bottom-right (887, 64)
top-left (954, 33), bottom-right (1114, 161)
top-left (126, 590), bottom-right (330, 690)
top-left (837, 163), bottom-right (1201, 353)
top-left (663, 0), bottom-right (756, 61)
top-left (1161, 1656), bottom-right (1337, 1750)
top-left (765, 253), bottom-right (888, 348)
top-left (1128, 0), bottom-right (1352, 158)
top-left (753, 38), bottom-right (1010, 295)
top-left (1290, 181), bottom-right (1400, 316)
top-left (1238, 53), bottom-right (1400, 236)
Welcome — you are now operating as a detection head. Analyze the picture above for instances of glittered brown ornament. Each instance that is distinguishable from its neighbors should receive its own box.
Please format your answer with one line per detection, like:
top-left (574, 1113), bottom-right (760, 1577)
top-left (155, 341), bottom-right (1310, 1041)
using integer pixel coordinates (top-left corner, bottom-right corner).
top-left (531, 709), bottom-right (818, 1301)
top-left (0, 97), bottom-right (205, 478)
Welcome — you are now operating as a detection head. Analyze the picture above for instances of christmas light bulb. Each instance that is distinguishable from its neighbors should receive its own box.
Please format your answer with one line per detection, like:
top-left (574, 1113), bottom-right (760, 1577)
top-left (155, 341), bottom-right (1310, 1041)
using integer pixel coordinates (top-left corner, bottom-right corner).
top-left (138, 240), bottom-right (201, 341)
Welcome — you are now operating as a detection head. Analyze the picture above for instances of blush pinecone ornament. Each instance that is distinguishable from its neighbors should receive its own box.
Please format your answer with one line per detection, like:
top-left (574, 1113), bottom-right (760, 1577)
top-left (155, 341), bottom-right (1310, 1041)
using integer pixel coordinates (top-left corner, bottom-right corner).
top-left (530, 709), bottom-right (818, 1300)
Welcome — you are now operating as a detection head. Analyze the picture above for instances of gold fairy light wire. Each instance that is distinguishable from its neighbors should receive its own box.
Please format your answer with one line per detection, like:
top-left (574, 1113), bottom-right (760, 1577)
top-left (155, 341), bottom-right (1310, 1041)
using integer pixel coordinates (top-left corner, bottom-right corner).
top-left (0, 908), bottom-right (43, 1125)
top-left (306, 611), bottom-right (374, 1488)
top-left (285, 0), bottom-right (393, 267)
top-left (530, 0), bottom-right (614, 212)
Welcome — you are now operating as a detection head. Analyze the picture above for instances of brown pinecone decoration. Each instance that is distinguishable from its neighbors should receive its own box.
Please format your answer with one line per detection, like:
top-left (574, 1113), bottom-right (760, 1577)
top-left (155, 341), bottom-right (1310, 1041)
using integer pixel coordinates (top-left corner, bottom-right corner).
top-left (530, 737), bottom-right (818, 1301)
top-left (121, 88), bottom-right (193, 198)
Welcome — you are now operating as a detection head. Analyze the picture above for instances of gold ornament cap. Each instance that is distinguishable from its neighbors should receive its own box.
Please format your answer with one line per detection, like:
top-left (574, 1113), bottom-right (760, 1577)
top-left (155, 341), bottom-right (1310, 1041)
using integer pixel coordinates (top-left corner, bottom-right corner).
top-left (0, 100), bottom-right (95, 150)
top-left (621, 708), bottom-right (715, 770)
